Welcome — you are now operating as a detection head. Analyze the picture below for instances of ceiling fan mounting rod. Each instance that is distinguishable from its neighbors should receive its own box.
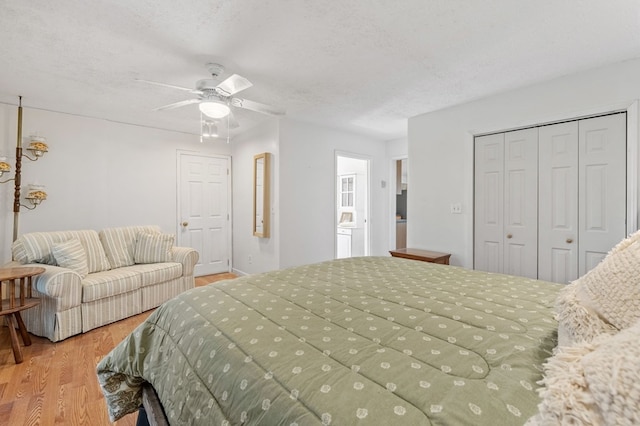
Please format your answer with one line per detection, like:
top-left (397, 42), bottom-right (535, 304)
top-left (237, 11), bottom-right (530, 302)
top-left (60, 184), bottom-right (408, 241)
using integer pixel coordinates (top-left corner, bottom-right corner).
top-left (206, 62), bottom-right (225, 78)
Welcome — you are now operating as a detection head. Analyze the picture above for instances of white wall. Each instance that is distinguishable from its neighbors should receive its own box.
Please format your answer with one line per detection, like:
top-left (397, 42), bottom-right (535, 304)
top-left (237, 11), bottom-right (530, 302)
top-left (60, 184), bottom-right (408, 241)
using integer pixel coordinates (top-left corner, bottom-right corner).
top-left (408, 57), bottom-right (640, 268)
top-left (0, 105), bottom-right (230, 263)
top-left (231, 119), bottom-right (280, 275)
top-left (279, 120), bottom-right (389, 269)
top-left (0, 105), bottom-right (394, 274)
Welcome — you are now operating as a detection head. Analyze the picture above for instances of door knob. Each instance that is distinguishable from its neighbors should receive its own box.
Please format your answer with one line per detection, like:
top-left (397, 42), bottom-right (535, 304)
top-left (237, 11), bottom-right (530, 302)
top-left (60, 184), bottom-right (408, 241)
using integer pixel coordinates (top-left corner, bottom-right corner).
top-left (181, 221), bottom-right (189, 227)
top-left (566, 238), bottom-right (573, 244)
top-left (506, 233), bottom-right (513, 239)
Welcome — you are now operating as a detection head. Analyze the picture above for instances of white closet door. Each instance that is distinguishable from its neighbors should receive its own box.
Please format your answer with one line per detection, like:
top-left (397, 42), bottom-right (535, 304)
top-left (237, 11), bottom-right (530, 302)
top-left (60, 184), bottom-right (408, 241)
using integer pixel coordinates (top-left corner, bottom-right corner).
top-left (474, 133), bottom-right (504, 273)
top-left (578, 113), bottom-right (627, 275)
top-left (538, 122), bottom-right (579, 283)
top-left (503, 128), bottom-right (539, 279)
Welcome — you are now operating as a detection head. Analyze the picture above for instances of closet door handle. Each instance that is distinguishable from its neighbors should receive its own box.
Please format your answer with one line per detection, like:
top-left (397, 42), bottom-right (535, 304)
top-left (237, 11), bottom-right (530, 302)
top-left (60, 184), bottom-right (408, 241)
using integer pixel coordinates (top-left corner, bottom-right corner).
top-left (566, 238), bottom-right (573, 244)
top-left (506, 234), bottom-right (513, 239)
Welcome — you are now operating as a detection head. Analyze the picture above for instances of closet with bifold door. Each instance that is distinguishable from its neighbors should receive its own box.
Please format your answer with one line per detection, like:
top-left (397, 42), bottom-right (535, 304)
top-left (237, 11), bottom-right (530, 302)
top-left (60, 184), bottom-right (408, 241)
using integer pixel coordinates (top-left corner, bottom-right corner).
top-left (474, 112), bottom-right (627, 284)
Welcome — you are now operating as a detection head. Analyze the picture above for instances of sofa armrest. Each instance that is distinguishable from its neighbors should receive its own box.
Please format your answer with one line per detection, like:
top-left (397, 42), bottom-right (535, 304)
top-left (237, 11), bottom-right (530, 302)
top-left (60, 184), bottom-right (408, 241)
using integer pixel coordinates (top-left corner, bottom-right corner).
top-left (171, 246), bottom-right (199, 277)
top-left (30, 264), bottom-right (83, 311)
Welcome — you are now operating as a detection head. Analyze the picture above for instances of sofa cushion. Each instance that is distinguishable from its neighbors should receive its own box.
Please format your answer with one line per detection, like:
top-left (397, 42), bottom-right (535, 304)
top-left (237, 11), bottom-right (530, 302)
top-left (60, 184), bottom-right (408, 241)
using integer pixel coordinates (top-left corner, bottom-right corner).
top-left (81, 269), bottom-right (141, 303)
top-left (121, 263), bottom-right (183, 287)
top-left (12, 230), bottom-right (111, 273)
top-left (52, 239), bottom-right (89, 278)
top-left (134, 232), bottom-right (174, 264)
top-left (99, 226), bottom-right (161, 269)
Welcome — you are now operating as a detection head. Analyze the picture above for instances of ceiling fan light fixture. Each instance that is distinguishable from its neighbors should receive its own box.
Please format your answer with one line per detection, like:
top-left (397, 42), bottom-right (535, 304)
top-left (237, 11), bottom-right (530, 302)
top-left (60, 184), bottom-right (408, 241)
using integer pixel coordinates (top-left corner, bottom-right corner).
top-left (199, 101), bottom-right (230, 119)
top-left (201, 116), bottom-right (219, 139)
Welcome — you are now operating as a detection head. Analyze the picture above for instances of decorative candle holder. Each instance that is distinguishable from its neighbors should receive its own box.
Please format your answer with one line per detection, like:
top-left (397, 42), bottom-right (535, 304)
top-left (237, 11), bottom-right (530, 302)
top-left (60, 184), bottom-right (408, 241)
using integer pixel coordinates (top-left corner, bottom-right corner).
top-left (27, 136), bottom-right (49, 158)
top-left (0, 156), bottom-right (10, 178)
top-left (25, 184), bottom-right (47, 207)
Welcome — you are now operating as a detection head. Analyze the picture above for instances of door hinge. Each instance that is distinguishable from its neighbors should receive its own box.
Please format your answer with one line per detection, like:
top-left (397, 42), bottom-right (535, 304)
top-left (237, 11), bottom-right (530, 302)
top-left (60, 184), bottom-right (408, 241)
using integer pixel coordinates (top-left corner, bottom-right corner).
top-left (227, 213), bottom-right (229, 220)
top-left (227, 168), bottom-right (229, 175)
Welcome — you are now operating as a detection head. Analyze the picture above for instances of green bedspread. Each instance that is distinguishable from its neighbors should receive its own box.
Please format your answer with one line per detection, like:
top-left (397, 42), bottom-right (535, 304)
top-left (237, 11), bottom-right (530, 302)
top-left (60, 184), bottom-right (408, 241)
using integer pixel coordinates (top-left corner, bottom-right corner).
top-left (97, 256), bottom-right (561, 425)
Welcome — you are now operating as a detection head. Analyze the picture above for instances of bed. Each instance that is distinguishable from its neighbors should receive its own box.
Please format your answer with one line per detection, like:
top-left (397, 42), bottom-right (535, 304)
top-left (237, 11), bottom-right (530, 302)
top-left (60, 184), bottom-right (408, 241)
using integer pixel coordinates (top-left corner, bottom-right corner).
top-left (97, 256), bottom-right (566, 425)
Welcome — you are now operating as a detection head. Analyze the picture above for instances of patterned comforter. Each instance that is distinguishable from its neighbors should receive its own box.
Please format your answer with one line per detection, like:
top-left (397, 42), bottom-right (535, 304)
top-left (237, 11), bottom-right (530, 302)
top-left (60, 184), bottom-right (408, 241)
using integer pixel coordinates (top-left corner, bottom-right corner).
top-left (97, 256), bottom-right (561, 425)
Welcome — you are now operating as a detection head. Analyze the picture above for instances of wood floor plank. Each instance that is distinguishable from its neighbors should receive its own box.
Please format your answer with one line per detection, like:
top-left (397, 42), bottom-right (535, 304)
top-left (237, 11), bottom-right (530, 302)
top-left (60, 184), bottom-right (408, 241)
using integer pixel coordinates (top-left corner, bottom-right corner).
top-left (0, 273), bottom-right (235, 425)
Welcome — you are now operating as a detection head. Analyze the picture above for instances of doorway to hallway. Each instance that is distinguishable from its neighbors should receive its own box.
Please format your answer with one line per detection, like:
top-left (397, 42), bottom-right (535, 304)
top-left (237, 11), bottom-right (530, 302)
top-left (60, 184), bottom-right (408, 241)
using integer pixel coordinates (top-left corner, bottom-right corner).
top-left (335, 153), bottom-right (370, 259)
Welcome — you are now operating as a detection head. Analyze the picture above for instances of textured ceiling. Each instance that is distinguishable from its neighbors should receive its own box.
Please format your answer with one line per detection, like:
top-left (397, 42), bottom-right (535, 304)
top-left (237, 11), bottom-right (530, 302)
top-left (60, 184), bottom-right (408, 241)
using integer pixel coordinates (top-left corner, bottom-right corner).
top-left (1, 0), bottom-right (640, 141)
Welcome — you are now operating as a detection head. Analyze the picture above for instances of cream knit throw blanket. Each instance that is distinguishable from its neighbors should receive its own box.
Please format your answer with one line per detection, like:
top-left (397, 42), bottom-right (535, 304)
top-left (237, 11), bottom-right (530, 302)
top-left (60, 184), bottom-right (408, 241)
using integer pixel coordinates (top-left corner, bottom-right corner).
top-left (527, 319), bottom-right (640, 425)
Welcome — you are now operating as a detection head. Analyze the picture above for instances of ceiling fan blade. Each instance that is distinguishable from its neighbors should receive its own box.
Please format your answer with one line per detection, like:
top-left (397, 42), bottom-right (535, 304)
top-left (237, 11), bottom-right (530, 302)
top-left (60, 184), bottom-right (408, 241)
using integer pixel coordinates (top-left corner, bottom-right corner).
top-left (215, 74), bottom-right (253, 96)
top-left (136, 79), bottom-right (202, 94)
top-left (154, 99), bottom-right (200, 111)
top-left (231, 97), bottom-right (285, 116)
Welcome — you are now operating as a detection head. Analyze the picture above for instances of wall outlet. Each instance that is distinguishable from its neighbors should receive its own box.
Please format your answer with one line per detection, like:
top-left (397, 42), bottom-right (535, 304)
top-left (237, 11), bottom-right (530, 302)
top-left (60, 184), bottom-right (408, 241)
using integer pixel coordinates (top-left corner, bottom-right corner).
top-left (248, 254), bottom-right (253, 264)
top-left (450, 203), bottom-right (462, 214)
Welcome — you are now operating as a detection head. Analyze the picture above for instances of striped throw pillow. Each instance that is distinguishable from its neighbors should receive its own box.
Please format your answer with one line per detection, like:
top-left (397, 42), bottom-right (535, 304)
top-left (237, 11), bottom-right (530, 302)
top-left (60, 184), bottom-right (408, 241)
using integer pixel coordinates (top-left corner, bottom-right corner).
top-left (13, 230), bottom-right (110, 273)
top-left (52, 239), bottom-right (89, 278)
top-left (134, 232), bottom-right (174, 264)
top-left (100, 226), bottom-right (160, 268)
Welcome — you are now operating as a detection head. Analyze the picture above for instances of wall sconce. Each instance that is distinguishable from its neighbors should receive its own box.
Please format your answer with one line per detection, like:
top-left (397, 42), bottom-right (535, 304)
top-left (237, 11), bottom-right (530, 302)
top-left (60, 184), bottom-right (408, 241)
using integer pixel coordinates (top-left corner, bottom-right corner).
top-left (0, 96), bottom-right (49, 240)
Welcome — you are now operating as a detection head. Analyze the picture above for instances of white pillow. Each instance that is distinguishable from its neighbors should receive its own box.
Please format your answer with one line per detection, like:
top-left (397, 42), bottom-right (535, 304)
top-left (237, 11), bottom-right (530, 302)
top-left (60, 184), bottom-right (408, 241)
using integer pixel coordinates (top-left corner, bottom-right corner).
top-left (52, 238), bottom-right (89, 278)
top-left (555, 281), bottom-right (616, 347)
top-left (555, 239), bottom-right (640, 346)
top-left (607, 228), bottom-right (640, 256)
top-left (580, 240), bottom-right (640, 330)
top-left (134, 232), bottom-right (174, 264)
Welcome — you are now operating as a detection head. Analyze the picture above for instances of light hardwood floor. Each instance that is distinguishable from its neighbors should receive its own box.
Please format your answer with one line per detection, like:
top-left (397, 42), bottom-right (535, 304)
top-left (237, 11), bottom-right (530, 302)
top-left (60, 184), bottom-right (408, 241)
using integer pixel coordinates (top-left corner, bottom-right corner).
top-left (0, 273), bottom-right (236, 426)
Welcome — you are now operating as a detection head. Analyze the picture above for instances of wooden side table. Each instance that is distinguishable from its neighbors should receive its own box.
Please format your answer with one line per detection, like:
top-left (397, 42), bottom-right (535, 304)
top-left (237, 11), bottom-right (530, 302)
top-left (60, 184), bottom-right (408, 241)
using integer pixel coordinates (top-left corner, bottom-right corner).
top-left (389, 248), bottom-right (451, 265)
top-left (0, 266), bottom-right (44, 364)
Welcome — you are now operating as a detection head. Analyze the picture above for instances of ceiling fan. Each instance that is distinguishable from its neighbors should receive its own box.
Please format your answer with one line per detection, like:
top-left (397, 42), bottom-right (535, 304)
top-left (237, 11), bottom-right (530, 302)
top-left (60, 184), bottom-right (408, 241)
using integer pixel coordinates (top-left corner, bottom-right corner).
top-left (137, 63), bottom-right (285, 121)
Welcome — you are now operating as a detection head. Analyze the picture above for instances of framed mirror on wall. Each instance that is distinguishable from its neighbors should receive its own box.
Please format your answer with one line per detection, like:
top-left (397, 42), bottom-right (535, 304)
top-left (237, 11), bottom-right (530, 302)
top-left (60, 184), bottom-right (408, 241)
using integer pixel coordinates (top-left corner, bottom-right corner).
top-left (253, 152), bottom-right (271, 237)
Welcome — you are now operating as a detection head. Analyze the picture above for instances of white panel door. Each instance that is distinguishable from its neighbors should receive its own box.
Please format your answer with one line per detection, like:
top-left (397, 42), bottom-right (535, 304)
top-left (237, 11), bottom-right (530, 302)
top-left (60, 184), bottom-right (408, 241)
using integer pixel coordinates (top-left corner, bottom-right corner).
top-left (503, 128), bottom-right (539, 279)
top-left (474, 133), bottom-right (504, 273)
top-left (578, 113), bottom-right (627, 275)
top-left (538, 122), bottom-right (579, 283)
top-left (178, 153), bottom-right (231, 276)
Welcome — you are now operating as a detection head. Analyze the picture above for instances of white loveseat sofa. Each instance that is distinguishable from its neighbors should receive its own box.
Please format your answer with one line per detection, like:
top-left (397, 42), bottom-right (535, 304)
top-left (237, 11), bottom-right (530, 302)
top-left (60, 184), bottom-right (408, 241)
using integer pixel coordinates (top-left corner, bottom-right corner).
top-left (10, 225), bottom-right (199, 342)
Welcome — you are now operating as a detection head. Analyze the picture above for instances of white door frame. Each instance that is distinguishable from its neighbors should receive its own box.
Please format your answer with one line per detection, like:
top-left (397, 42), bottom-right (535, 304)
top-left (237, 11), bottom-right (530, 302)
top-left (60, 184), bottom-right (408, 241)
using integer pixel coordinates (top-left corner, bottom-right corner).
top-left (176, 150), bottom-right (233, 274)
top-left (335, 151), bottom-right (371, 258)
top-left (471, 100), bottom-right (639, 270)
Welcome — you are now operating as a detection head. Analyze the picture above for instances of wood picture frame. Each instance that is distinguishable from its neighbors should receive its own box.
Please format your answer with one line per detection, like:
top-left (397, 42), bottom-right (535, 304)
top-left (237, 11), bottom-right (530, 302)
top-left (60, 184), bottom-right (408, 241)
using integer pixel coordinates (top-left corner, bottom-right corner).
top-left (253, 152), bottom-right (270, 237)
